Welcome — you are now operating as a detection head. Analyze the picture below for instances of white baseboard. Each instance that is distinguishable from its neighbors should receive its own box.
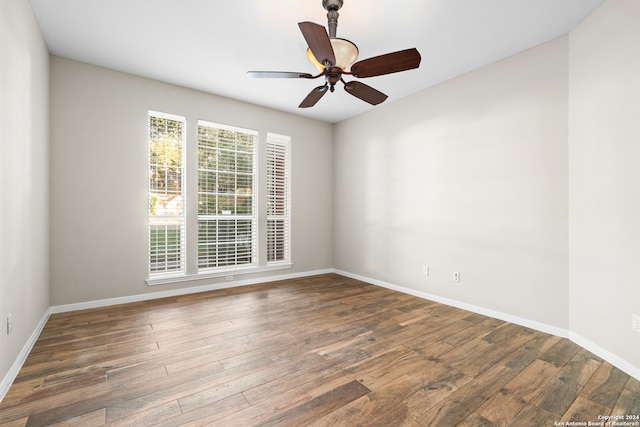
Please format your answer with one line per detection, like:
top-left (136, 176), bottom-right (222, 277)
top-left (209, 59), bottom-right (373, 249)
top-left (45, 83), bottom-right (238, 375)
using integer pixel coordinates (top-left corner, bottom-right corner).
top-left (0, 310), bottom-right (51, 403)
top-left (335, 269), bottom-right (570, 338)
top-left (49, 268), bottom-right (335, 314)
top-left (335, 269), bottom-right (640, 382)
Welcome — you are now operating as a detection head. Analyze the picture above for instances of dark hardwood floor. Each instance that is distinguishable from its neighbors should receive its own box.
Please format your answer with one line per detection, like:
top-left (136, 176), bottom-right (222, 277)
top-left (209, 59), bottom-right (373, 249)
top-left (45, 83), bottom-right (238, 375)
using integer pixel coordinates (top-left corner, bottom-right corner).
top-left (0, 274), bottom-right (638, 426)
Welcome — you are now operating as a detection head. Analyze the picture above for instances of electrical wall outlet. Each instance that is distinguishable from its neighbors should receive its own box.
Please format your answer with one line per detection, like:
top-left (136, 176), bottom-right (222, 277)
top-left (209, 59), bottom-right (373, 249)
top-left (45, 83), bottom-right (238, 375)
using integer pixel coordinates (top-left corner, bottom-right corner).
top-left (633, 314), bottom-right (640, 334)
top-left (224, 275), bottom-right (234, 282)
top-left (422, 265), bottom-right (429, 276)
top-left (453, 272), bottom-right (460, 282)
top-left (7, 313), bottom-right (13, 335)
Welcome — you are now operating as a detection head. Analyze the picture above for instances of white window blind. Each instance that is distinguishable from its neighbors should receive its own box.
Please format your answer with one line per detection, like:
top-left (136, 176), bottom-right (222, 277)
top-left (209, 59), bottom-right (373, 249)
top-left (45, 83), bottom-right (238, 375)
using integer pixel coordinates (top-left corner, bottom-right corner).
top-left (197, 121), bottom-right (258, 270)
top-left (148, 111), bottom-right (186, 276)
top-left (267, 133), bottom-right (291, 264)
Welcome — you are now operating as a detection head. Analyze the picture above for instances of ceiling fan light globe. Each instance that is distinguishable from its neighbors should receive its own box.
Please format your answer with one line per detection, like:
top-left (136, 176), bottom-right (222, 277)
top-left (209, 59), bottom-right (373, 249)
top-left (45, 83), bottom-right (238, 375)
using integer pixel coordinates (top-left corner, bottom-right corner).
top-left (307, 38), bottom-right (359, 71)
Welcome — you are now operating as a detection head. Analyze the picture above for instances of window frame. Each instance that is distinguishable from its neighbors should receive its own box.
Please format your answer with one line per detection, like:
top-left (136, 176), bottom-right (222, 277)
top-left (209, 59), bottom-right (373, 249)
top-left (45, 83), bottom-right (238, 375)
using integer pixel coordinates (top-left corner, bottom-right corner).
top-left (196, 120), bottom-right (259, 272)
top-left (266, 133), bottom-right (291, 266)
top-left (148, 111), bottom-right (187, 278)
top-left (146, 111), bottom-right (293, 286)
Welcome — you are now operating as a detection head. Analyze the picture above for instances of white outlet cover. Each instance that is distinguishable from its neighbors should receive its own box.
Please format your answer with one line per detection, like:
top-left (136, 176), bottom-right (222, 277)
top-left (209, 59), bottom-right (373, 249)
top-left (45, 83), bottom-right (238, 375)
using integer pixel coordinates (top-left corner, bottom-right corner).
top-left (632, 314), bottom-right (640, 333)
top-left (7, 313), bottom-right (13, 335)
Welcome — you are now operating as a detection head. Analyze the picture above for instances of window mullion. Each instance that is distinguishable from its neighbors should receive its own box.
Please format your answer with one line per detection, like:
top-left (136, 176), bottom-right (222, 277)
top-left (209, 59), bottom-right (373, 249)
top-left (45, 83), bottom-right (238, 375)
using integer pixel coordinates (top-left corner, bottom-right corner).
top-left (184, 115), bottom-right (199, 275)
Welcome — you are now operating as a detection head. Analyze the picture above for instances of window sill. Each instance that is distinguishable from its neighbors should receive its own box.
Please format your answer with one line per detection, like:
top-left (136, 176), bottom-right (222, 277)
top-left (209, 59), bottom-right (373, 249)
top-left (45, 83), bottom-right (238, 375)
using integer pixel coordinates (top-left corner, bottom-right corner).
top-left (146, 263), bottom-right (293, 286)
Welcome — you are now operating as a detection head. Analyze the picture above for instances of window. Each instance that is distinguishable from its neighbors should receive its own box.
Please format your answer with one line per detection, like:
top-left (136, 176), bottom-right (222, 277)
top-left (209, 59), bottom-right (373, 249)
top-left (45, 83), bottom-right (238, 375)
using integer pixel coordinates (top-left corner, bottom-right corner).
top-left (148, 112), bottom-right (186, 275)
top-left (197, 121), bottom-right (258, 270)
top-left (266, 134), bottom-right (291, 264)
top-left (147, 111), bottom-right (291, 283)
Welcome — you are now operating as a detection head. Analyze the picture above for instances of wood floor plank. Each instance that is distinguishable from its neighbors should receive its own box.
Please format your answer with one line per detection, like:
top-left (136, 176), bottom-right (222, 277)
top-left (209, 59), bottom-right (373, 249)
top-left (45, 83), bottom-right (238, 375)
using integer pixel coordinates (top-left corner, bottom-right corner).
top-left (539, 338), bottom-right (583, 367)
top-left (4, 359), bottom-right (223, 425)
top-left (1, 273), bottom-right (638, 426)
top-left (581, 362), bottom-right (631, 409)
top-left (474, 359), bottom-right (561, 425)
top-left (456, 413), bottom-right (496, 427)
top-left (440, 317), bottom-right (504, 347)
top-left (48, 408), bottom-right (105, 427)
top-left (561, 395), bottom-right (611, 424)
top-left (531, 348), bottom-right (603, 417)
top-left (308, 375), bottom-right (418, 427)
top-left (153, 393), bottom-right (250, 427)
top-left (241, 361), bottom-right (327, 406)
top-left (359, 351), bottom-right (447, 392)
top-left (1, 417), bottom-right (28, 427)
top-left (256, 380), bottom-right (371, 427)
top-left (410, 362), bottom-right (519, 426)
top-left (205, 385), bottom-right (315, 426)
top-left (398, 368), bottom-right (473, 423)
top-left (613, 377), bottom-right (640, 417)
top-left (106, 401), bottom-right (181, 427)
top-left (509, 404), bottom-right (557, 427)
top-left (104, 353), bottom-right (308, 424)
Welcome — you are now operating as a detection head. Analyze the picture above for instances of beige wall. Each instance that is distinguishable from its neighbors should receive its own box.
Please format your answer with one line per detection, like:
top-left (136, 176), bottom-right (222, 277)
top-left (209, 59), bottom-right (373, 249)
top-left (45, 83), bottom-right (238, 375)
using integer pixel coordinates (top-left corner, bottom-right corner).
top-left (569, 0), bottom-right (640, 371)
top-left (49, 57), bottom-right (334, 305)
top-left (334, 36), bottom-right (570, 330)
top-left (0, 0), bottom-right (50, 392)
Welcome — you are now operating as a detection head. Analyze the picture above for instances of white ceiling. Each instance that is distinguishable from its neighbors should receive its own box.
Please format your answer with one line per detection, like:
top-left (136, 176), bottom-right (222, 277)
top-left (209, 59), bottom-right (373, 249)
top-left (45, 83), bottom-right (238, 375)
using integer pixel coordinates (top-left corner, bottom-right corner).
top-left (29, 0), bottom-right (605, 123)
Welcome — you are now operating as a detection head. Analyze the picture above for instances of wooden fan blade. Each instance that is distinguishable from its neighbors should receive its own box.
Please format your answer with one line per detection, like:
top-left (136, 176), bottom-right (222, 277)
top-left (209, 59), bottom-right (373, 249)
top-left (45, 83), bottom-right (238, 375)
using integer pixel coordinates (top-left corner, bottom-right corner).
top-left (299, 21), bottom-right (335, 67)
top-left (246, 71), bottom-right (314, 79)
top-left (299, 85), bottom-right (329, 108)
top-left (344, 81), bottom-right (388, 105)
top-left (350, 48), bottom-right (421, 78)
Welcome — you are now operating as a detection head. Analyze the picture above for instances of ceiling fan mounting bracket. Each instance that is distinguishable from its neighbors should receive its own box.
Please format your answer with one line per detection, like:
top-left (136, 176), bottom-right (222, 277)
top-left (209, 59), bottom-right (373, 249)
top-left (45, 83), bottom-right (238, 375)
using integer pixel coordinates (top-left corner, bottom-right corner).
top-left (322, 0), bottom-right (343, 12)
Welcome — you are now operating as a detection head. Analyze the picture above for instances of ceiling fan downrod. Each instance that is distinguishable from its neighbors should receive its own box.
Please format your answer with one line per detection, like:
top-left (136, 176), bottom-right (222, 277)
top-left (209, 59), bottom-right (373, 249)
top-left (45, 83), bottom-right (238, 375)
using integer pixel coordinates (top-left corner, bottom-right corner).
top-left (322, 0), bottom-right (343, 38)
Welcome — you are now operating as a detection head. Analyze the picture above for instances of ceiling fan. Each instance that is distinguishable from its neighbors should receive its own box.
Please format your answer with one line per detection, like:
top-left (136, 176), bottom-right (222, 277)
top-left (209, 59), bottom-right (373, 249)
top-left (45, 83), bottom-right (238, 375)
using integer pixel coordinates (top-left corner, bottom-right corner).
top-left (246, 0), bottom-right (422, 108)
